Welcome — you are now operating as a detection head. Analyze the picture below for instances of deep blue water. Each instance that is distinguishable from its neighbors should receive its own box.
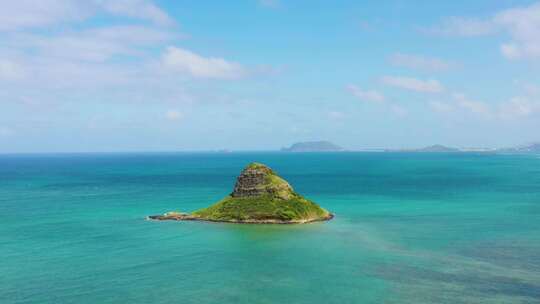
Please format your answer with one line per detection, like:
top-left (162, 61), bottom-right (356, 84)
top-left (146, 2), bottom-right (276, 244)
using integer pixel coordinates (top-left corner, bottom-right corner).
top-left (1, 152), bottom-right (539, 303)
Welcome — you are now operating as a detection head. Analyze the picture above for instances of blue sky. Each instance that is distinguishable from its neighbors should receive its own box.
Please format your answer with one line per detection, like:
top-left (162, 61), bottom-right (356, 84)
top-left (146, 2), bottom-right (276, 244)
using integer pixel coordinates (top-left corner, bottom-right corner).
top-left (1, 0), bottom-right (540, 152)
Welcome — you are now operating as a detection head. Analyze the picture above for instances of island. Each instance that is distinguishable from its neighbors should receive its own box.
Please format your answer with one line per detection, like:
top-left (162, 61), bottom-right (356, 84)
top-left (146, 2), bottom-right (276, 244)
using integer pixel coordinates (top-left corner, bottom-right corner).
top-left (148, 162), bottom-right (333, 224)
top-left (281, 141), bottom-right (344, 152)
top-left (385, 144), bottom-right (461, 153)
top-left (414, 144), bottom-right (460, 152)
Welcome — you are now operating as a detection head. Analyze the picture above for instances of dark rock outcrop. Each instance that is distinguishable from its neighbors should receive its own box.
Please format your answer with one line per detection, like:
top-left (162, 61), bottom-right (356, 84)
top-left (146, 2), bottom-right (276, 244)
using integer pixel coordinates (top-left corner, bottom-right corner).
top-left (231, 163), bottom-right (293, 199)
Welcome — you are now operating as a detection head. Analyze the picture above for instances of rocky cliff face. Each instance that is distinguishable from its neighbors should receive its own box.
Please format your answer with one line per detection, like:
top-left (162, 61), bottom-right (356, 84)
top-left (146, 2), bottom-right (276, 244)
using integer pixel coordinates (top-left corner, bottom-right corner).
top-left (231, 163), bottom-right (293, 200)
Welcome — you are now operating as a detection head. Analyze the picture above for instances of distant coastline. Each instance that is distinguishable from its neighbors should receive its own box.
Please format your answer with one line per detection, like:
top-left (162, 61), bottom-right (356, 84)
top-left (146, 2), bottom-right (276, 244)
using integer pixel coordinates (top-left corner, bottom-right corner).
top-left (277, 141), bottom-right (540, 154)
top-left (382, 143), bottom-right (540, 154)
top-left (281, 141), bottom-right (344, 152)
top-left (2, 142), bottom-right (539, 155)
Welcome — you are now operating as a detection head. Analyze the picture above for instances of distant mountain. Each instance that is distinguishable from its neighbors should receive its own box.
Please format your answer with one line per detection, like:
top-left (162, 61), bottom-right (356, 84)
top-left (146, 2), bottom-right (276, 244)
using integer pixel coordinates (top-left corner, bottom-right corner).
top-left (281, 141), bottom-right (344, 152)
top-left (386, 144), bottom-right (461, 153)
top-left (415, 145), bottom-right (460, 153)
top-left (498, 143), bottom-right (540, 153)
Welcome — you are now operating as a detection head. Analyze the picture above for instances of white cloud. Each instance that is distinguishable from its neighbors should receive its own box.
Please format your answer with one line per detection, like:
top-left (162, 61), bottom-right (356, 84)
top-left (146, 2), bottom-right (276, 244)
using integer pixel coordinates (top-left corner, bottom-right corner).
top-left (382, 76), bottom-right (444, 93)
top-left (389, 53), bottom-right (454, 72)
top-left (0, 0), bottom-right (92, 31)
top-left (0, 59), bottom-right (25, 80)
top-left (162, 47), bottom-right (247, 79)
top-left (0, 24), bottom-right (178, 91)
top-left (429, 101), bottom-right (454, 113)
top-left (87, 25), bottom-right (176, 45)
top-left (0, 2), bottom-right (261, 109)
top-left (347, 84), bottom-right (409, 117)
top-left (494, 2), bottom-right (540, 60)
top-left (347, 85), bottom-right (385, 102)
top-left (427, 2), bottom-right (540, 60)
top-left (523, 83), bottom-right (540, 96)
top-left (453, 93), bottom-right (492, 117)
top-left (499, 96), bottom-right (540, 119)
top-left (165, 110), bottom-right (184, 121)
top-left (0, 13), bottom-right (258, 115)
top-left (7, 25), bottom-right (175, 63)
top-left (99, 0), bottom-right (174, 26)
top-left (423, 16), bottom-right (496, 37)
top-left (500, 43), bottom-right (521, 59)
top-left (0, 0), bottom-right (173, 31)
top-left (431, 91), bottom-right (540, 120)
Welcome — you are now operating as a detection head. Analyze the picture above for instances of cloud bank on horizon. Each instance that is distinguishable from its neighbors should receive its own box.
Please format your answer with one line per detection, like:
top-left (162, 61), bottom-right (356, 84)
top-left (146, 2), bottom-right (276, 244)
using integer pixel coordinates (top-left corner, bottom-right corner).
top-left (1, 0), bottom-right (540, 152)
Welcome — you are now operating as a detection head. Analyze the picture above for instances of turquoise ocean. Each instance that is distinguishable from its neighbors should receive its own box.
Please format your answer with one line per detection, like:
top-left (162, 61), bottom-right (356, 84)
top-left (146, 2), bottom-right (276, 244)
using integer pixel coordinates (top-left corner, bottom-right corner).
top-left (1, 152), bottom-right (539, 303)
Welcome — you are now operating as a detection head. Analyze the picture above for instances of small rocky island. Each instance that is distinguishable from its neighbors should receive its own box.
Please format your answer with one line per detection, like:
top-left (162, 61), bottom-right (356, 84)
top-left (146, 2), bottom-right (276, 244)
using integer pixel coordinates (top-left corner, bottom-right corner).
top-left (149, 163), bottom-right (333, 224)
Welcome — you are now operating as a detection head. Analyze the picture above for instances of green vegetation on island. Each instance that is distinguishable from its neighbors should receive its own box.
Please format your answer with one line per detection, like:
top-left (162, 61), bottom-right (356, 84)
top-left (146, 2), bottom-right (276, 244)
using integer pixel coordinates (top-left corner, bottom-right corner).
top-left (149, 162), bottom-right (333, 224)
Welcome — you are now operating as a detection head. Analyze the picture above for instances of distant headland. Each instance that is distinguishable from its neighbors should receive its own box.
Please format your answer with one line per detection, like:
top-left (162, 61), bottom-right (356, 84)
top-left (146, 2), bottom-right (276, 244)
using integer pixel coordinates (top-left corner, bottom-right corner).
top-left (386, 144), bottom-right (461, 153)
top-left (381, 142), bottom-right (540, 154)
top-left (281, 141), bottom-right (344, 152)
top-left (497, 142), bottom-right (540, 154)
top-left (149, 162), bottom-right (333, 224)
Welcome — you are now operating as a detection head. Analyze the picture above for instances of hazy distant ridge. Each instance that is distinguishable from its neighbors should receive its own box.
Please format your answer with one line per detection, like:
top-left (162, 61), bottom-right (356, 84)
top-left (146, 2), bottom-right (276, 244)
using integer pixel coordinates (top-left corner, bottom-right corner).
top-left (281, 141), bottom-right (344, 152)
top-left (385, 144), bottom-right (463, 153)
top-left (384, 143), bottom-right (540, 153)
top-left (278, 142), bottom-right (540, 154)
top-left (413, 145), bottom-right (460, 152)
top-left (497, 143), bottom-right (540, 153)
